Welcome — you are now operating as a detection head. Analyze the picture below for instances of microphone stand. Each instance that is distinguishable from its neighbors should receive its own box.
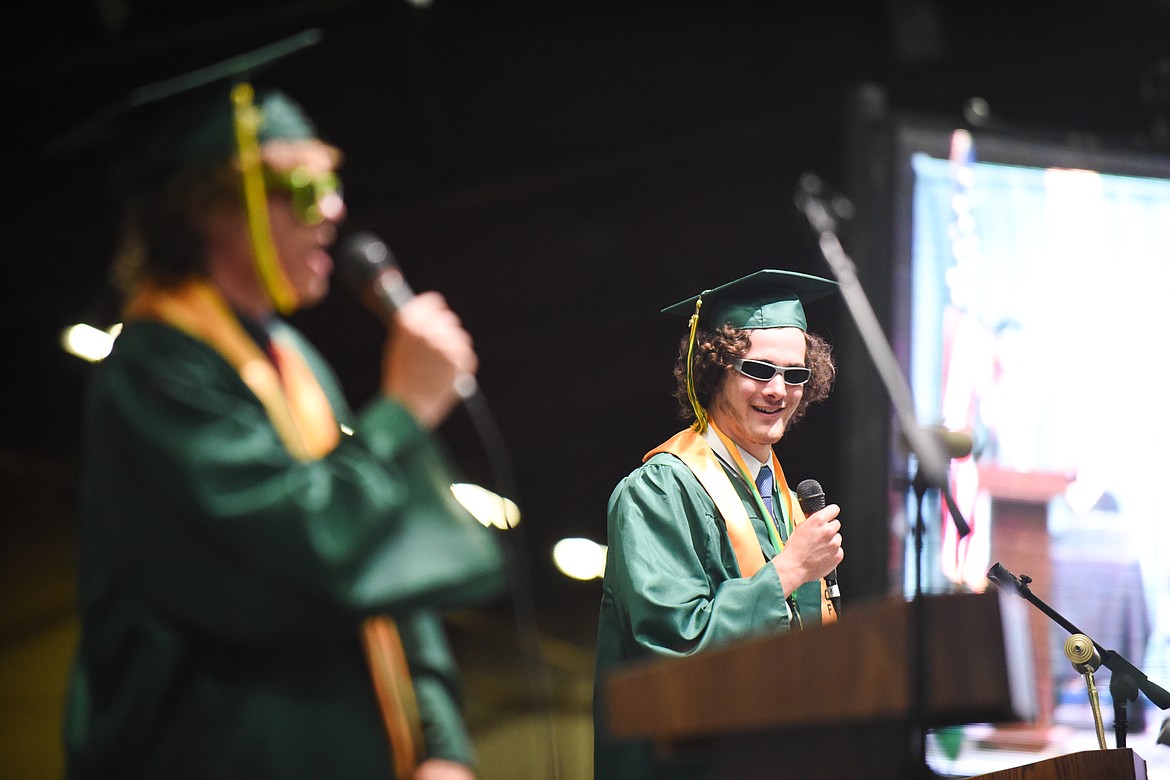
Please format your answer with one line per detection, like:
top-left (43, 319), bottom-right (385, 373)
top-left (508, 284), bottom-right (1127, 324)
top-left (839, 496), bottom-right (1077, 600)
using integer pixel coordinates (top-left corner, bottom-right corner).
top-left (795, 175), bottom-right (969, 778)
top-left (987, 562), bottom-right (1170, 749)
top-left (1111, 671), bottom-right (1138, 748)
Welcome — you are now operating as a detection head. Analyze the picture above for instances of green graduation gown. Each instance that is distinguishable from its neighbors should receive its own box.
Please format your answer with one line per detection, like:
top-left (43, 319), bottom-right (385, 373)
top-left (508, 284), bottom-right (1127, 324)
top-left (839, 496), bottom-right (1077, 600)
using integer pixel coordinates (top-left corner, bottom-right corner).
top-left (593, 449), bottom-right (822, 780)
top-left (64, 317), bottom-right (506, 779)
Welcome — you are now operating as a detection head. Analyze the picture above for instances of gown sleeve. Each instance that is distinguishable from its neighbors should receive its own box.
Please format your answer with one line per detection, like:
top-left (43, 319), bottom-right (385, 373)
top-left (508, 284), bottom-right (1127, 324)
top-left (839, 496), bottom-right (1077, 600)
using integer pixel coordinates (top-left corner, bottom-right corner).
top-left (396, 609), bottom-right (476, 765)
top-left (80, 321), bottom-right (506, 644)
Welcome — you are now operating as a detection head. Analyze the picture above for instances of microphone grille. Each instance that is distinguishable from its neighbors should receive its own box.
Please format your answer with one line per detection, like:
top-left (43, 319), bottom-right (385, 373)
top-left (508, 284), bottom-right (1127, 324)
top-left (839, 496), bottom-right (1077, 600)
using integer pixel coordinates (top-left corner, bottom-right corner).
top-left (795, 478), bottom-right (825, 514)
top-left (796, 479), bottom-right (824, 501)
top-left (336, 231), bottom-right (394, 290)
top-left (1064, 633), bottom-right (1101, 670)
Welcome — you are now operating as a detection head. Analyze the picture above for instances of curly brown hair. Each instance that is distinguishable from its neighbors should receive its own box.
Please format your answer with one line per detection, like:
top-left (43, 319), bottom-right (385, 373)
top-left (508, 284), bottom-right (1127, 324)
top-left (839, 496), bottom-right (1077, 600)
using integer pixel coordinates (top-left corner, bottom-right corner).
top-left (671, 324), bottom-right (835, 428)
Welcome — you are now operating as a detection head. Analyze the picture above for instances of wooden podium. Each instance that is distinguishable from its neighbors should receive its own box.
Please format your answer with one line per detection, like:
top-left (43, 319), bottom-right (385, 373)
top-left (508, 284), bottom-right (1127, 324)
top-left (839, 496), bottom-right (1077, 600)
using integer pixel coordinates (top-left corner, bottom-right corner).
top-left (968, 748), bottom-right (1146, 779)
top-left (602, 591), bottom-right (1145, 779)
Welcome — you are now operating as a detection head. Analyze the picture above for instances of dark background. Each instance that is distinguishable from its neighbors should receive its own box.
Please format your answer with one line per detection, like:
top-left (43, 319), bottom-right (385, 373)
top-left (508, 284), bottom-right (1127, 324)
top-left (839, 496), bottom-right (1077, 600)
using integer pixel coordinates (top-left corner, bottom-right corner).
top-left (5, 0), bottom-right (1170, 648)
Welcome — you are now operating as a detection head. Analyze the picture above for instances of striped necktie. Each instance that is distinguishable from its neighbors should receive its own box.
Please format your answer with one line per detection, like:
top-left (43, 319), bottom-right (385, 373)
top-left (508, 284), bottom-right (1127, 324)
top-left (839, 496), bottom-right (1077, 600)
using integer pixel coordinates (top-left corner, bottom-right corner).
top-left (755, 465), bottom-right (786, 541)
top-left (757, 464), bottom-right (801, 626)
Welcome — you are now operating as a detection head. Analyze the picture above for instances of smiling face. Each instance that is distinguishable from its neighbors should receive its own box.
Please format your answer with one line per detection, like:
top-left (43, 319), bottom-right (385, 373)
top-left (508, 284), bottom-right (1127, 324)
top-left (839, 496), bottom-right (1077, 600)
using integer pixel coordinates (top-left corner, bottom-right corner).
top-left (708, 326), bottom-right (807, 461)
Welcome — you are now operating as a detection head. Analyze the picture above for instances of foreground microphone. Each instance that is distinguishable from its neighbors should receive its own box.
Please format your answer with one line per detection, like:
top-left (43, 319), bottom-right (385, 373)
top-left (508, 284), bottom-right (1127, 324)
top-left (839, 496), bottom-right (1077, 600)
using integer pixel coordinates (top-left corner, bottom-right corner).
top-left (336, 231), bottom-right (477, 399)
top-left (337, 230), bottom-right (416, 314)
top-left (796, 478), bottom-right (841, 618)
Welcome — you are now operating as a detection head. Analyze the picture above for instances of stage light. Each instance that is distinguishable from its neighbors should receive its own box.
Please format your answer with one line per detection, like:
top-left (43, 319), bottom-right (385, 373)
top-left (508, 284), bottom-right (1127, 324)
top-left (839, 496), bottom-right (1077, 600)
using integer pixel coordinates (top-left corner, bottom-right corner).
top-left (451, 483), bottom-right (521, 529)
top-left (552, 537), bottom-right (606, 581)
top-left (61, 322), bottom-right (122, 362)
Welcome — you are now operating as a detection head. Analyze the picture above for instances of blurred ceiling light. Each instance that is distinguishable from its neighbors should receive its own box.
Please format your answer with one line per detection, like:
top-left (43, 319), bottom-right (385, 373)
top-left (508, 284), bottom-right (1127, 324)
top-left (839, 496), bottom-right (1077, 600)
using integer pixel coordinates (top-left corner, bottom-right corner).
top-left (451, 483), bottom-right (521, 529)
top-left (552, 537), bottom-right (607, 581)
top-left (61, 322), bottom-right (122, 362)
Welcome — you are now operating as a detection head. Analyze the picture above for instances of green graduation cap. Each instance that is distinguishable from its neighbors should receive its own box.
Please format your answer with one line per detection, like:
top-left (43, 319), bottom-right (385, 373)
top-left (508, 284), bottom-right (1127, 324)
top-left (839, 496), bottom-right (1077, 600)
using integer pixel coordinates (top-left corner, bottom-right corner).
top-left (665, 269), bottom-right (838, 432)
top-left (662, 268), bottom-right (838, 332)
top-left (44, 28), bottom-right (324, 197)
top-left (45, 29), bottom-right (327, 314)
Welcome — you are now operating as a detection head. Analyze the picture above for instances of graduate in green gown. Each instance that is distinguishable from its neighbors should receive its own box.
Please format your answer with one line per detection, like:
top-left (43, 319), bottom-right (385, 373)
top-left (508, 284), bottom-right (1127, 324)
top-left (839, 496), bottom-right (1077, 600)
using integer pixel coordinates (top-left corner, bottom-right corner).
top-left (57, 32), bottom-right (506, 780)
top-left (594, 269), bottom-right (844, 779)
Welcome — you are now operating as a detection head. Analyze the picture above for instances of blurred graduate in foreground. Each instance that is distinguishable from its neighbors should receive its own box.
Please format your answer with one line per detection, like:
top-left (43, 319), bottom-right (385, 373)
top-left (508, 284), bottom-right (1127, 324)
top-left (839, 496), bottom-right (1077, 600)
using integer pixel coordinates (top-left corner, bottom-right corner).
top-left (56, 31), bottom-right (506, 780)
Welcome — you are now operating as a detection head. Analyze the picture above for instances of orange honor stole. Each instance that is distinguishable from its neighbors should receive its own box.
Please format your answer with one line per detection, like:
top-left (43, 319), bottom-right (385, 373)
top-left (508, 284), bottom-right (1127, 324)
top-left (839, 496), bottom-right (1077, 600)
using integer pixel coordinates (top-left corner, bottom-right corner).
top-left (644, 424), bottom-right (836, 625)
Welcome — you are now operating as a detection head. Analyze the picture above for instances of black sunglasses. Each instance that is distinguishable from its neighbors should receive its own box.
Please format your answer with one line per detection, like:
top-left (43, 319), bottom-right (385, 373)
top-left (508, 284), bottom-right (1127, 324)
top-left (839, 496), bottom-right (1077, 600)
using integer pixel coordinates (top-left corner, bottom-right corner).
top-left (731, 358), bottom-right (811, 385)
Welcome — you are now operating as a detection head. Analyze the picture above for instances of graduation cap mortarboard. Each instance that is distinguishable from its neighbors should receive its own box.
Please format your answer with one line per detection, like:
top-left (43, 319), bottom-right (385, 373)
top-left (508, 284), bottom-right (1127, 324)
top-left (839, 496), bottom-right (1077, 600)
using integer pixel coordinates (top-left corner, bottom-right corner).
top-left (665, 269), bottom-right (838, 433)
top-left (662, 269), bottom-right (838, 332)
top-left (46, 30), bottom-right (326, 315)
top-left (44, 28), bottom-right (324, 197)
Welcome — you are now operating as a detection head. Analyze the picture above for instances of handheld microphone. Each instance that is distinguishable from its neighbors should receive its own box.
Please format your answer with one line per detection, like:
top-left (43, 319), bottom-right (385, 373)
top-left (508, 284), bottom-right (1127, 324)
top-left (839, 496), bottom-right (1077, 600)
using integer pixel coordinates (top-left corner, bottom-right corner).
top-left (337, 230), bottom-right (417, 314)
top-left (796, 478), bottom-right (841, 617)
top-left (336, 231), bottom-right (477, 399)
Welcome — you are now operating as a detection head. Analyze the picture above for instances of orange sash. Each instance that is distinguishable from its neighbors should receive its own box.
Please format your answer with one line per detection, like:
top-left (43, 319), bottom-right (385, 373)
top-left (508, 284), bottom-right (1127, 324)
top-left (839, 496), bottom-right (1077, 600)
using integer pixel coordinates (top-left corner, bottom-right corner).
top-left (124, 279), bottom-right (339, 460)
top-left (361, 616), bottom-right (425, 778)
top-left (645, 428), bottom-right (768, 577)
top-left (645, 427), bottom-right (836, 625)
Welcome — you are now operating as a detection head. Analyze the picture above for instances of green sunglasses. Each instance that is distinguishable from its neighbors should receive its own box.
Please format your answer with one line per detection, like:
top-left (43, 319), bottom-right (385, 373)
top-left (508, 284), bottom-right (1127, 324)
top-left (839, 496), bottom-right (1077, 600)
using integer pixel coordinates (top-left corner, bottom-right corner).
top-left (262, 167), bottom-right (342, 225)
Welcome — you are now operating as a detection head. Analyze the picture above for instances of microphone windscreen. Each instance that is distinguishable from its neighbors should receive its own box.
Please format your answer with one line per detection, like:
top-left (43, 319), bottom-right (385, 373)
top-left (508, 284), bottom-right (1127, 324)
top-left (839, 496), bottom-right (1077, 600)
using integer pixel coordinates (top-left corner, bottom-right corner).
top-left (796, 478), bottom-right (825, 515)
top-left (336, 231), bottom-right (393, 290)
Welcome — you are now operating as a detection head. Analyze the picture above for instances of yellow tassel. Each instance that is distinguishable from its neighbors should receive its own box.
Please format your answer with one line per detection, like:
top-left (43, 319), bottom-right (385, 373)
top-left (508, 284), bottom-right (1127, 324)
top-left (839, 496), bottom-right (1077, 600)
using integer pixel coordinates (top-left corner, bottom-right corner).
top-left (231, 83), bottom-right (299, 314)
top-left (686, 296), bottom-right (708, 432)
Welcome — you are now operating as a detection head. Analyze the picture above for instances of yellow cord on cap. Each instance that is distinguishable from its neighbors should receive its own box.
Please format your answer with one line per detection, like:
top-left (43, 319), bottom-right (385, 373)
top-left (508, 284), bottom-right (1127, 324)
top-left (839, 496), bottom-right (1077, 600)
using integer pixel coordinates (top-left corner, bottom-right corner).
top-left (231, 83), bottom-right (299, 315)
top-left (686, 296), bottom-right (708, 432)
